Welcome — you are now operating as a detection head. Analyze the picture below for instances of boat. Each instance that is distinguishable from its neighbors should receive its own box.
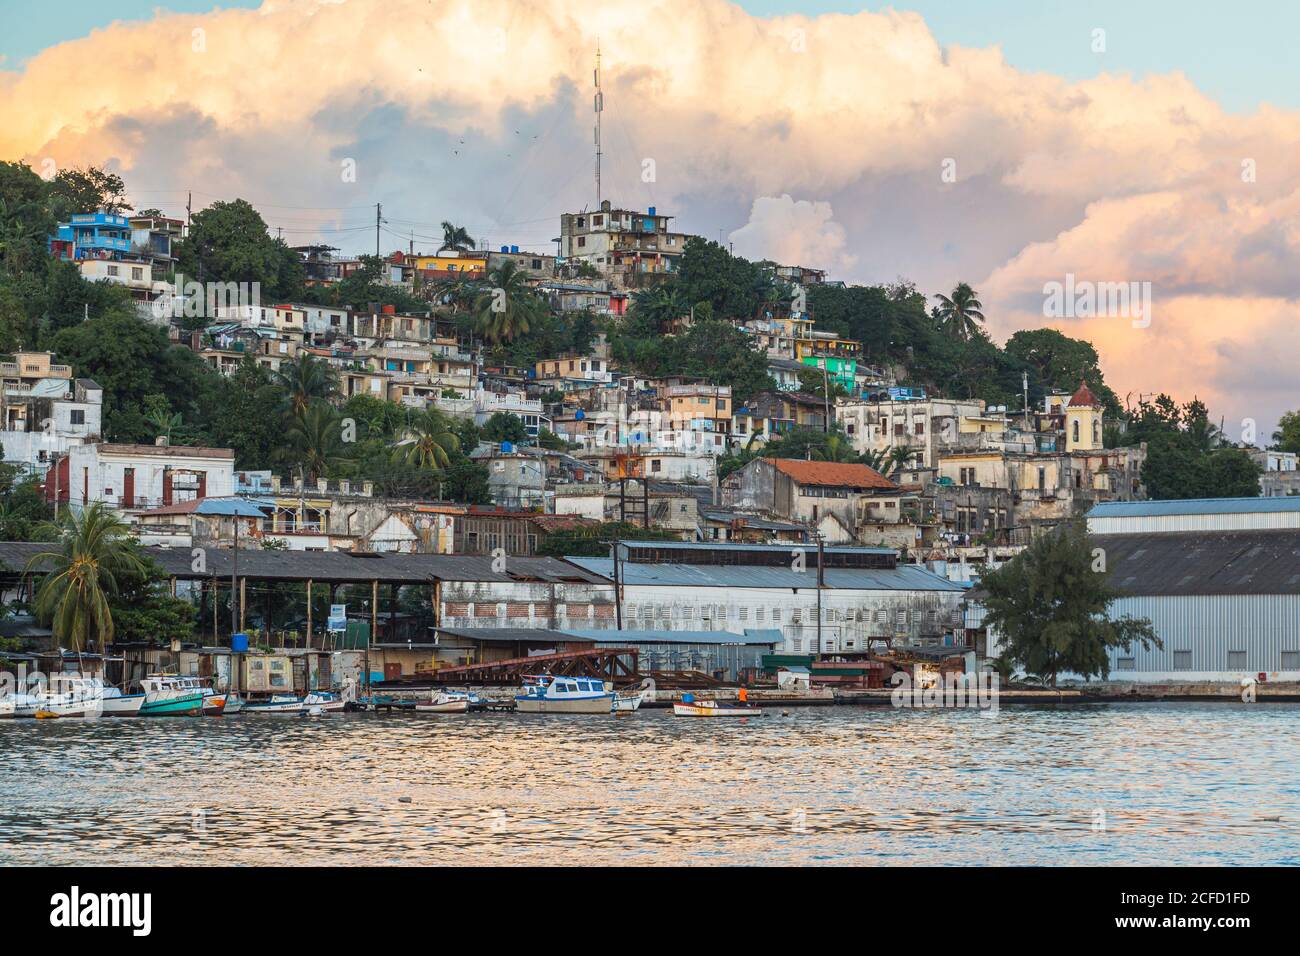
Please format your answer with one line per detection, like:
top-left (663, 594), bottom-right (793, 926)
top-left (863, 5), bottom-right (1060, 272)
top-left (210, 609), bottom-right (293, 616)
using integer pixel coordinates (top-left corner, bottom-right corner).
top-left (221, 695), bottom-right (244, 715)
top-left (201, 693), bottom-right (228, 716)
top-left (243, 694), bottom-right (307, 714)
top-left (138, 675), bottom-right (204, 716)
top-left (672, 697), bottom-right (763, 717)
top-left (612, 678), bottom-right (655, 713)
top-left (2, 690), bottom-right (43, 718)
top-left (303, 691), bottom-right (346, 712)
top-left (415, 693), bottom-right (469, 714)
top-left (29, 677), bottom-right (105, 718)
top-left (100, 686), bottom-right (146, 717)
top-left (514, 674), bottom-right (615, 714)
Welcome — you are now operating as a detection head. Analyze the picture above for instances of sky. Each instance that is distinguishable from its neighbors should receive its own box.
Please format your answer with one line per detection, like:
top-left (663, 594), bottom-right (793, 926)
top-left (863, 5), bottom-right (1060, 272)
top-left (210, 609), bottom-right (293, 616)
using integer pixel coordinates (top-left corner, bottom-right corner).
top-left (1, 0), bottom-right (1298, 440)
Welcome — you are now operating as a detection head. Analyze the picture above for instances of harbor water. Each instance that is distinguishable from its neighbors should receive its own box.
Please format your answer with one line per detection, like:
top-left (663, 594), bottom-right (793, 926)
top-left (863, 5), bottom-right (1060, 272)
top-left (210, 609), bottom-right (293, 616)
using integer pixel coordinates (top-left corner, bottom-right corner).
top-left (2, 703), bottom-right (1298, 866)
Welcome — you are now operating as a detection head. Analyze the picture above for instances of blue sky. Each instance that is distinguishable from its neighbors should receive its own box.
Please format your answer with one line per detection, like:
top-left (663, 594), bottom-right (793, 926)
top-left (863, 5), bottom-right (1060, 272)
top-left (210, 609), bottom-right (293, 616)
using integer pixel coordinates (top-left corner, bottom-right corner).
top-left (1, 0), bottom-right (1295, 112)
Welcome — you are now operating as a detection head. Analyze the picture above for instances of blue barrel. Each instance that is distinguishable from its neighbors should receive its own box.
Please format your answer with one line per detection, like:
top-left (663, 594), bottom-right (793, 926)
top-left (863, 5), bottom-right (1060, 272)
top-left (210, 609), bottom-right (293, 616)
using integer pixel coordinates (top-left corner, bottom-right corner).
top-left (682, 693), bottom-right (694, 704)
top-left (231, 633), bottom-right (249, 653)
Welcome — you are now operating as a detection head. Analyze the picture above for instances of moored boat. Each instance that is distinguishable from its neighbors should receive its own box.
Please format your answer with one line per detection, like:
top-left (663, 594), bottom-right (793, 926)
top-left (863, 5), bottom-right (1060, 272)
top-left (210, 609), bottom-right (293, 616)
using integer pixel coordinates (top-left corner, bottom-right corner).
top-left (30, 677), bottom-right (105, 718)
top-left (221, 695), bottom-right (244, 715)
top-left (243, 694), bottom-right (306, 714)
top-left (672, 697), bottom-right (763, 717)
top-left (201, 693), bottom-right (228, 716)
top-left (100, 687), bottom-right (146, 717)
top-left (415, 693), bottom-right (469, 714)
top-left (515, 674), bottom-right (615, 714)
top-left (138, 675), bottom-right (204, 716)
top-left (303, 691), bottom-right (345, 712)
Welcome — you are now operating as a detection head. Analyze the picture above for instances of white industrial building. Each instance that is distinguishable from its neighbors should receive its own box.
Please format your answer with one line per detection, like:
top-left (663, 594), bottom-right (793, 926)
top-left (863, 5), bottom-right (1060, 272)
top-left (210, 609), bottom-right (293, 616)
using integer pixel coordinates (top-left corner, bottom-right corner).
top-left (565, 540), bottom-right (966, 655)
top-left (1084, 498), bottom-right (1300, 682)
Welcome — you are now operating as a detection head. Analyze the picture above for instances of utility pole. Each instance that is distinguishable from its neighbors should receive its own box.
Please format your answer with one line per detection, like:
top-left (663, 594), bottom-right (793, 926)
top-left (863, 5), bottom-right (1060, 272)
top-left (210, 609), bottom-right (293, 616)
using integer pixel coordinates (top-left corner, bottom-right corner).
top-left (230, 515), bottom-right (239, 641)
top-left (375, 202), bottom-right (382, 258)
top-left (593, 44), bottom-right (603, 205)
top-left (815, 535), bottom-right (825, 656)
top-left (822, 364), bottom-right (832, 433)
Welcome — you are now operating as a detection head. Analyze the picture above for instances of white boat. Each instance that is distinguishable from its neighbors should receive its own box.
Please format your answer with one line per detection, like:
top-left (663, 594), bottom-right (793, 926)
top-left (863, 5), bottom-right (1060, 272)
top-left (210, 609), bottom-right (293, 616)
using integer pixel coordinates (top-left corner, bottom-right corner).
top-left (32, 677), bottom-right (105, 718)
top-left (303, 691), bottom-right (345, 712)
top-left (515, 674), bottom-right (615, 714)
top-left (100, 686), bottom-right (146, 717)
top-left (415, 693), bottom-right (469, 714)
top-left (672, 698), bottom-right (763, 717)
top-left (612, 678), bottom-right (655, 713)
top-left (1, 691), bottom-right (41, 718)
top-left (221, 695), bottom-right (244, 715)
top-left (244, 694), bottom-right (306, 714)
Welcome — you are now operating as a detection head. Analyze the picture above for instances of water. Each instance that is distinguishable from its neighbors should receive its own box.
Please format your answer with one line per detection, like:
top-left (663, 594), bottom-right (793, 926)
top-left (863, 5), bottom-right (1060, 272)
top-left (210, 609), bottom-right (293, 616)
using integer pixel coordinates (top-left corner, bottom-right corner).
top-left (2, 703), bottom-right (1298, 865)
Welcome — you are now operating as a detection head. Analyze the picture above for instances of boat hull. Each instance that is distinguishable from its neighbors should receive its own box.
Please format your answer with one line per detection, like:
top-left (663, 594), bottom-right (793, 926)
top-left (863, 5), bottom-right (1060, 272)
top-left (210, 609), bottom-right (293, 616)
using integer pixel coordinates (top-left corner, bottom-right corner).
top-left (515, 695), bottom-right (614, 714)
top-left (415, 699), bottom-right (469, 714)
top-left (140, 692), bottom-right (203, 716)
top-left (612, 692), bottom-right (643, 712)
top-left (101, 694), bottom-right (146, 717)
top-left (201, 694), bottom-right (228, 716)
top-left (673, 702), bottom-right (763, 717)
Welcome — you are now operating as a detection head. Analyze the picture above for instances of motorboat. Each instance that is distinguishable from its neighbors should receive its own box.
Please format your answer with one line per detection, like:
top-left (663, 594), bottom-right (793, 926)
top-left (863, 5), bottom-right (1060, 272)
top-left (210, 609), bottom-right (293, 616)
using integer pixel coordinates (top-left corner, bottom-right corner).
top-left (612, 678), bottom-right (655, 713)
top-left (672, 696), bottom-right (763, 717)
top-left (515, 674), bottom-right (615, 714)
top-left (100, 686), bottom-right (146, 717)
top-left (415, 692), bottom-right (469, 714)
top-left (29, 677), bottom-right (105, 719)
top-left (138, 675), bottom-right (204, 716)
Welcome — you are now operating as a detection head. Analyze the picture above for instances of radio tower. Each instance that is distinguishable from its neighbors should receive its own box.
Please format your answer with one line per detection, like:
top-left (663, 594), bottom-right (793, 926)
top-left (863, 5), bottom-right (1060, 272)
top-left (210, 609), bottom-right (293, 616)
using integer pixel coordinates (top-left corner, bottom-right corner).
top-left (593, 43), bottom-right (603, 205)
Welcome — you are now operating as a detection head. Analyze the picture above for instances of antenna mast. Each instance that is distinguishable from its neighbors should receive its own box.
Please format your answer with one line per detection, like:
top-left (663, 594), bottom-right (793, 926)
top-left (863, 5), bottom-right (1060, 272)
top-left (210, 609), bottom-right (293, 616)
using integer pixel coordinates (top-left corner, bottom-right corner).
top-left (594, 43), bottom-right (603, 205)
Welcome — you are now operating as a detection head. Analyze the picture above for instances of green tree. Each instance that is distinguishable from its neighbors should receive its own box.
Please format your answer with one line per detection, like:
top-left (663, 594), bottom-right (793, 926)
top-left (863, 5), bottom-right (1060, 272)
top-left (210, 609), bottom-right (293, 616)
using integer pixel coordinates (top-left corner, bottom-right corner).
top-left (285, 402), bottom-right (352, 483)
top-left (1004, 328), bottom-right (1120, 414)
top-left (175, 198), bottom-right (302, 299)
top-left (26, 503), bottom-right (147, 654)
top-left (201, 357), bottom-right (285, 469)
top-left (631, 283), bottom-right (689, 333)
top-left (439, 222), bottom-right (475, 252)
top-left (475, 261), bottom-right (542, 344)
top-left (482, 412), bottom-right (528, 445)
top-left (48, 167), bottom-right (129, 216)
top-left (394, 407), bottom-right (460, 471)
top-left (933, 282), bottom-right (986, 341)
top-left (270, 353), bottom-right (339, 418)
top-left (1272, 410), bottom-right (1300, 454)
top-left (980, 520), bottom-right (1161, 686)
top-left (107, 550), bottom-right (197, 646)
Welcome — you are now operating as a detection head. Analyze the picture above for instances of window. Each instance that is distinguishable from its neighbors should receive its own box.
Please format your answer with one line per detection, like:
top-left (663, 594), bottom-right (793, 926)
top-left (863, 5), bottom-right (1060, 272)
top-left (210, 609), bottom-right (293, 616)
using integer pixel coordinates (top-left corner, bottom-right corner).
top-left (1227, 651), bottom-right (1247, 670)
top-left (577, 236), bottom-right (586, 247)
top-left (107, 265), bottom-right (119, 276)
top-left (131, 267), bottom-right (143, 280)
top-left (1116, 657), bottom-right (1136, 671)
top-left (1281, 651), bottom-right (1300, 671)
top-left (70, 410), bottom-right (85, 425)
top-left (1172, 650), bottom-right (1193, 671)
top-left (1072, 420), bottom-right (1080, 443)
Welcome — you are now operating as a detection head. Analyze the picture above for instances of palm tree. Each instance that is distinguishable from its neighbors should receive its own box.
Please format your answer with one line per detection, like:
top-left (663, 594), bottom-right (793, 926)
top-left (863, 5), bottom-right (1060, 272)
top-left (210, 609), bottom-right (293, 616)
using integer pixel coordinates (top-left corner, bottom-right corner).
top-left (861, 445), bottom-right (915, 478)
top-left (632, 284), bottom-right (689, 333)
top-left (26, 503), bottom-right (146, 658)
top-left (394, 407), bottom-right (461, 471)
top-left (271, 354), bottom-right (339, 418)
top-left (475, 261), bottom-right (542, 344)
top-left (439, 221), bottom-right (475, 252)
top-left (812, 433), bottom-right (859, 463)
top-left (285, 402), bottom-right (352, 483)
top-left (433, 273), bottom-right (481, 314)
top-left (933, 282), bottom-right (986, 341)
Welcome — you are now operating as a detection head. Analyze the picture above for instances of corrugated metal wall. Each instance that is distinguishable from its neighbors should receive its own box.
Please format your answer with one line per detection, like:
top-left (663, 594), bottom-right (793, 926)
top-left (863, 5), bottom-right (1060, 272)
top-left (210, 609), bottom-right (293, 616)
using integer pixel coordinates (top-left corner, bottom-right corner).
top-left (1107, 595), bottom-right (1300, 672)
top-left (1090, 512), bottom-right (1300, 534)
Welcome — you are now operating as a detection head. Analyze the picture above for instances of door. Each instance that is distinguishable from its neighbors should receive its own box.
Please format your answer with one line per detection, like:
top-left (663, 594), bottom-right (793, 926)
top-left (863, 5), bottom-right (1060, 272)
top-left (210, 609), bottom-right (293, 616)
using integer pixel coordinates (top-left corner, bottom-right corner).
top-left (384, 663), bottom-right (402, 681)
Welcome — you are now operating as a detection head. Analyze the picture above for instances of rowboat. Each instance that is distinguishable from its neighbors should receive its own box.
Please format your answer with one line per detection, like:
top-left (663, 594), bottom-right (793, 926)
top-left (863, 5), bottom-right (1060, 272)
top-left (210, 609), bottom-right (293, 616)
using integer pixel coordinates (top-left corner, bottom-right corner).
top-left (672, 698), bottom-right (763, 717)
top-left (415, 693), bottom-right (469, 714)
top-left (515, 674), bottom-right (615, 714)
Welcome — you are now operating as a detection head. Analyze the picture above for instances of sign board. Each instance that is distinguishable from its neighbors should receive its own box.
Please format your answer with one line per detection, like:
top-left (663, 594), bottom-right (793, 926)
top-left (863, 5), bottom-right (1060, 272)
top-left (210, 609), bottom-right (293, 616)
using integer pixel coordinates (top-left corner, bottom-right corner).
top-left (327, 604), bottom-right (347, 633)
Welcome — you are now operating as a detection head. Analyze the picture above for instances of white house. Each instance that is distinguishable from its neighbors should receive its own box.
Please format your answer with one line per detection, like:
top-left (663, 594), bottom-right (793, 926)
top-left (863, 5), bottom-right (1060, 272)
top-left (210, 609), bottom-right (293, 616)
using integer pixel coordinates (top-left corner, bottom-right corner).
top-left (53, 441), bottom-right (236, 514)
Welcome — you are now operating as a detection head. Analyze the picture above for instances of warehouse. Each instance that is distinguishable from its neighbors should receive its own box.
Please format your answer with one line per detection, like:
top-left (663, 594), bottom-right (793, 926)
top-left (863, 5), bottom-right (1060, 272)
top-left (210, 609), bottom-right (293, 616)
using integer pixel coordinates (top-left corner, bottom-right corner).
top-left (566, 540), bottom-right (966, 655)
top-left (1084, 498), bottom-right (1300, 682)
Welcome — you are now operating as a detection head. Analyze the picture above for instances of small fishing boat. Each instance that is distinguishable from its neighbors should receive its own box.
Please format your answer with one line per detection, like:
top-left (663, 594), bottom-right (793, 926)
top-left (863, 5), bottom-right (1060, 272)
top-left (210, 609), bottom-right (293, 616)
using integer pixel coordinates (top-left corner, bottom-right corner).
top-left (31, 677), bottom-right (105, 718)
top-left (221, 695), bottom-right (244, 715)
top-left (138, 675), bottom-right (204, 716)
top-left (415, 692), bottom-right (469, 714)
top-left (2, 690), bottom-right (42, 718)
top-left (244, 694), bottom-right (306, 714)
top-left (612, 678), bottom-right (655, 713)
top-left (303, 691), bottom-right (345, 712)
top-left (100, 686), bottom-right (146, 717)
top-left (515, 674), bottom-right (615, 714)
top-left (201, 693), bottom-right (229, 716)
top-left (672, 698), bottom-right (763, 717)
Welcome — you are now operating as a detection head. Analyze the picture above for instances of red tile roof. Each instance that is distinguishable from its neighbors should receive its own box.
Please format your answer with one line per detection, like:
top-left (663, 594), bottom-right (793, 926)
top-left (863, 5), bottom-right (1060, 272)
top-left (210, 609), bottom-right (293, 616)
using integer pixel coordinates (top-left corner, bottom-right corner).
top-left (766, 458), bottom-right (896, 490)
top-left (1068, 380), bottom-right (1101, 407)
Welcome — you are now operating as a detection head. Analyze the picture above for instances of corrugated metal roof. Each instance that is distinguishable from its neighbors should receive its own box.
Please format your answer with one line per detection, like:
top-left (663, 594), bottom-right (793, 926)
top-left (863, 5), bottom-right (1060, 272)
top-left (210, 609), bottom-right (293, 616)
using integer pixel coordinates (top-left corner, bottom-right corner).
top-left (1096, 530), bottom-right (1300, 595)
top-left (1089, 498), bottom-right (1300, 517)
top-left (434, 627), bottom-right (585, 644)
top-left (0, 542), bottom-right (611, 585)
top-left (564, 628), bottom-right (780, 646)
top-left (567, 557), bottom-right (963, 591)
top-left (616, 539), bottom-right (894, 556)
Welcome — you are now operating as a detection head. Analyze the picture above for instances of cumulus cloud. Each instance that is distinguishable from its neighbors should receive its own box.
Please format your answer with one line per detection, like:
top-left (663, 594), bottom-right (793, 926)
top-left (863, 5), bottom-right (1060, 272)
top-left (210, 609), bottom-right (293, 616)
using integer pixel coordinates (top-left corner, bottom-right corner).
top-left (2, 0), bottom-right (1297, 436)
top-left (728, 195), bottom-right (855, 273)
